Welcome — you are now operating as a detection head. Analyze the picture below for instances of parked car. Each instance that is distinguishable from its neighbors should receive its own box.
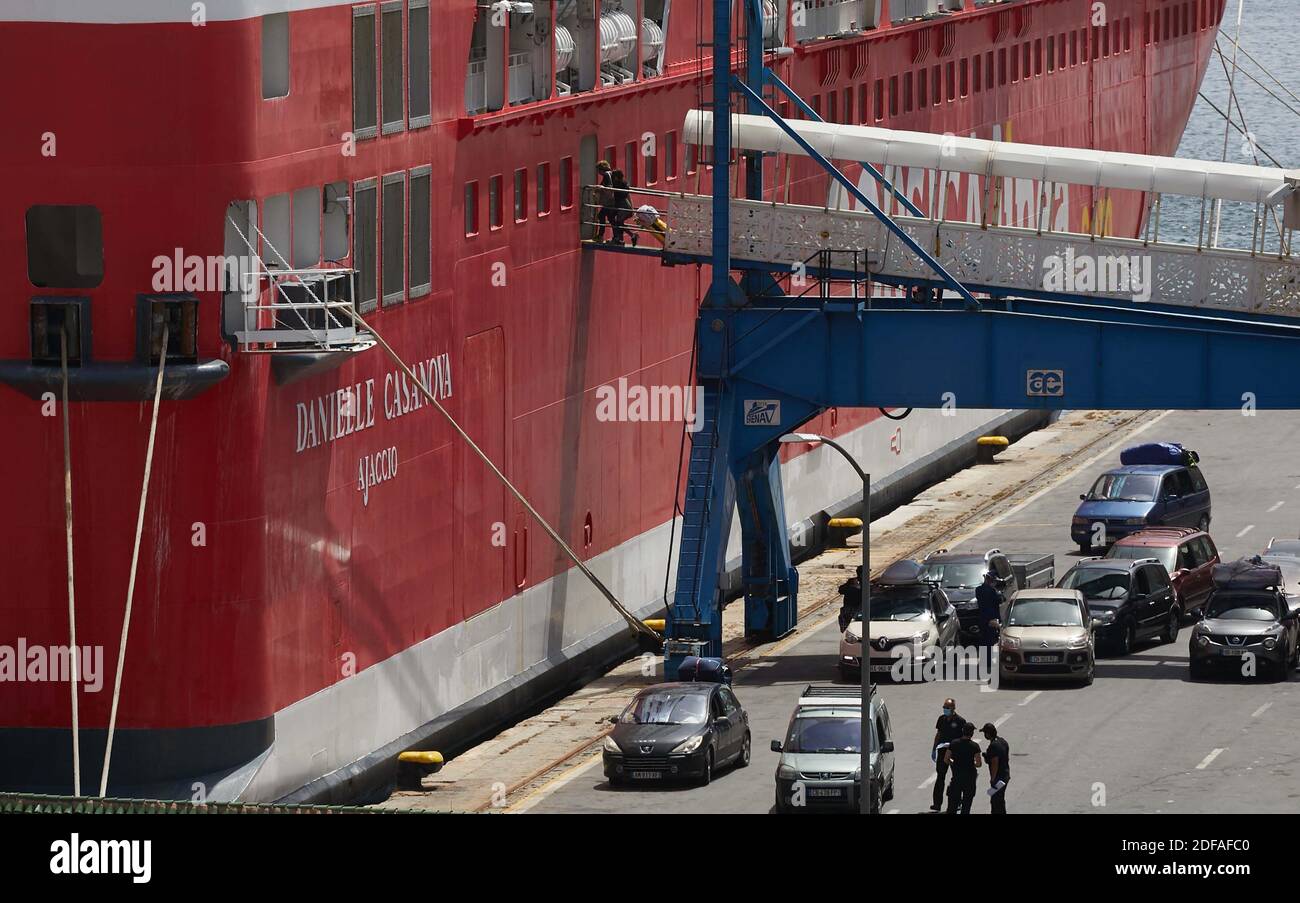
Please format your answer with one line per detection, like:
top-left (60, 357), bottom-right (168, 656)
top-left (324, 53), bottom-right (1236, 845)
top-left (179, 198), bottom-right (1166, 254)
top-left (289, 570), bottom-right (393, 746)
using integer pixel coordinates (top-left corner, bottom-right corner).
top-left (1057, 557), bottom-right (1180, 654)
top-left (920, 549), bottom-right (1054, 641)
top-left (1262, 538), bottom-right (1300, 557)
top-left (839, 559), bottom-right (958, 681)
top-left (772, 684), bottom-right (894, 814)
top-left (603, 679), bottom-right (750, 786)
top-left (998, 589), bottom-right (1096, 685)
top-left (1259, 554), bottom-right (1300, 616)
top-left (1189, 559), bottom-right (1300, 680)
top-left (1105, 527), bottom-right (1220, 619)
top-left (1071, 462), bottom-right (1210, 554)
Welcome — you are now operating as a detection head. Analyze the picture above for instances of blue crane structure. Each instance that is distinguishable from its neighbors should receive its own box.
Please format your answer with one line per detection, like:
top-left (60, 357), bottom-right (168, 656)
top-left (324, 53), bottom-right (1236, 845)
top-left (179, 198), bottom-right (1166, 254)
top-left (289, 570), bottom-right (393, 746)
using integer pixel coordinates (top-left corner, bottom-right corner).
top-left (586, 0), bottom-right (1300, 676)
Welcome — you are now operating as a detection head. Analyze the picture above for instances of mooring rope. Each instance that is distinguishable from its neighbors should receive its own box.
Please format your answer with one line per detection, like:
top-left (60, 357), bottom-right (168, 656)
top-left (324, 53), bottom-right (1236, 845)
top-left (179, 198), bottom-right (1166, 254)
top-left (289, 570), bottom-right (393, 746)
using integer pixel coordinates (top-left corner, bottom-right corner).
top-left (99, 323), bottom-right (169, 797)
top-left (343, 309), bottom-right (659, 643)
top-left (59, 330), bottom-right (81, 797)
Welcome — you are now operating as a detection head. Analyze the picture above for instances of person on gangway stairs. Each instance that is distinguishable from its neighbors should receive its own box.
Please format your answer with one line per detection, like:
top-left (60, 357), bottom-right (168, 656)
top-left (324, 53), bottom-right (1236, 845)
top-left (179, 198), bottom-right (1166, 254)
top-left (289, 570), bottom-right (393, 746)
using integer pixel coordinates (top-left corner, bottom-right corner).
top-left (631, 204), bottom-right (669, 247)
top-left (592, 160), bottom-right (614, 242)
top-left (600, 169), bottom-right (634, 245)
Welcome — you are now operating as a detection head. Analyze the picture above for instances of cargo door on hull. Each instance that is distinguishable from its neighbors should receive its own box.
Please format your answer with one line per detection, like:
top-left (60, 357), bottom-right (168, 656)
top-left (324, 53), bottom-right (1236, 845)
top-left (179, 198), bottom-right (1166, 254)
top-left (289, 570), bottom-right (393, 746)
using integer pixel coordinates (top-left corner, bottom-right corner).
top-left (457, 327), bottom-right (508, 619)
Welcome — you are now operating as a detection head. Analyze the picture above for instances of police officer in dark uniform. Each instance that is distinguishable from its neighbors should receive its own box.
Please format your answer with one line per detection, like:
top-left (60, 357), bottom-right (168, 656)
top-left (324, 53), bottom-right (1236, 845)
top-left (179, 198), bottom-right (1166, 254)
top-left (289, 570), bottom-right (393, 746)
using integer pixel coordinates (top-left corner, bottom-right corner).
top-left (944, 722), bottom-right (982, 815)
top-left (982, 722), bottom-right (1010, 815)
top-left (837, 566), bottom-right (863, 632)
top-left (930, 697), bottom-right (967, 812)
top-left (975, 570), bottom-right (1004, 650)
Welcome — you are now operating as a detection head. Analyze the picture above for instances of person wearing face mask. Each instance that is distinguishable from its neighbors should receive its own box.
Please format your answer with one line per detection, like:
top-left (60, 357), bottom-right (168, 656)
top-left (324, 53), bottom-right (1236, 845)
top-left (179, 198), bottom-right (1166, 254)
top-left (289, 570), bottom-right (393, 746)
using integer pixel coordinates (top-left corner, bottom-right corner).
top-left (929, 697), bottom-right (967, 812)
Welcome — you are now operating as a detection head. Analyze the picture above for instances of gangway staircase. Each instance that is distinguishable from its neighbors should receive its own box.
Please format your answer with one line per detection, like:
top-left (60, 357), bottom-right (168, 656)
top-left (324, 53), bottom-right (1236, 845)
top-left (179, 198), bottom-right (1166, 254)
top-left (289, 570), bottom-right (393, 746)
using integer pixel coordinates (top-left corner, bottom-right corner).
top-left (584, 0), bottom-right (1300, 677)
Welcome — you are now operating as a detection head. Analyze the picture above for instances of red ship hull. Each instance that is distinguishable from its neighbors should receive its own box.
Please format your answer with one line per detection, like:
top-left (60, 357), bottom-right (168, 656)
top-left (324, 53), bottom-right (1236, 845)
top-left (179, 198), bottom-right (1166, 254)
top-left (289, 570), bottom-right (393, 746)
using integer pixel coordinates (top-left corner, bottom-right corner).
top-left (0, 0), bottom-right (1222, 800)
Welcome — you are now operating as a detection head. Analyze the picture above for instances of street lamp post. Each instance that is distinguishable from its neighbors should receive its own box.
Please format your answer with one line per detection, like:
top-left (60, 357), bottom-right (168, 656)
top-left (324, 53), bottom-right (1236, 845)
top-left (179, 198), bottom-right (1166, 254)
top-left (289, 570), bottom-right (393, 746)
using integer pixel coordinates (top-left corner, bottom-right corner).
top-left (780, 432), bottom-right (872, 813)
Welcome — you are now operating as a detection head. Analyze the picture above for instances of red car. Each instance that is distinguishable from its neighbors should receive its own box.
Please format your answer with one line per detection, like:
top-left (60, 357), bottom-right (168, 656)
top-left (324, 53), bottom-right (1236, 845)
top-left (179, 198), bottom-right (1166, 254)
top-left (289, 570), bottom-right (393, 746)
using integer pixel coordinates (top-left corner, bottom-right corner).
top-left (1104, 528), bottom-right (1220, 618)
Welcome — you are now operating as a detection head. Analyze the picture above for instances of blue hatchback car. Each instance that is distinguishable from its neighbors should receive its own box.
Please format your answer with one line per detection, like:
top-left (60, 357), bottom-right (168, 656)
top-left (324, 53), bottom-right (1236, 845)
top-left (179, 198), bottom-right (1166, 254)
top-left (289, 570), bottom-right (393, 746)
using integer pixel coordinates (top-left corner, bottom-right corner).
top-left (1071, 464), bottom-right (1211, 553)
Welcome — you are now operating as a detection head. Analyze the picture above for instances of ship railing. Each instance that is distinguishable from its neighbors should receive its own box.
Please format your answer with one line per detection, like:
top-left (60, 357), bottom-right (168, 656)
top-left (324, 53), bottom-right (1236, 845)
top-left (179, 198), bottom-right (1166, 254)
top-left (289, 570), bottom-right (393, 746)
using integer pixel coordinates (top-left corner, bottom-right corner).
top-left (235, 267), bottom-right (370, 353)
top-left (659, 181), bottom-right (1300, 317)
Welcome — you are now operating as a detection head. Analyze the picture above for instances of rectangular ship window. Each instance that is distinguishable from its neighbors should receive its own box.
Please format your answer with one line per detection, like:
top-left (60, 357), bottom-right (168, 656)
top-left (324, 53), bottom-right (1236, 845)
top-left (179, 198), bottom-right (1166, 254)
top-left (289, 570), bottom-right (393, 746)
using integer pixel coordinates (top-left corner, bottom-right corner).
top-left (843, 87), bottom-right (854, 124)
top-left (1034, 39), bottom-right (1042, 75)
top-left (826, 90), bottom-right (837, 123)
top-left (263, 193), bottom-right (290, 268)
top-left (323, 182), bottom-right (349, 263)
top-left (409, 167), bottom-right (431, 297)
top-left (1102, 24), bottom-right (1110, 56)
top-left (986, 51), bottom-right (993, 87)
top-left (958, 60), bottom-right (967, 97)
top-left (408, 0), bottom-right (430, 126)
top-left (945, 62), bottom-right (955, 101)
top-left (685, 144), bottom-right (697, 175)
top-left (889, 75), bottom-right (898, 115)
top-left (1023, 42), bottom-right (1032, 76)
top-left (664, 135), bottom-right (677, 181)
top-left (918, 68), bottom-right (928, 106)
top-left (262, 12), bottom-right (290, 99)
top-left (997, 48), bottom-right (1006, 85)
top-left (353, 179), bottom-right (378, 312)
top-left (560, 158), bottom-right (574, 208)
top-left (381, 2), bottom-right (405, 134)
top-left (902, 73), bottom-right (913, 112)
top-left (353, 6), bottom-right (378, 139)
top-left (1010, 46), bottom-right (1019, 81)
top-left (293, 187), bottom-right (320, 269)
top-left (873, 79), bottom-right (883, 121)
top-left (1047, 36), bottom-right (1055, 72)
top-left (623, 141), bottom-right (637, 184)
top-left (1124, 18), bottom-right (1132, 51)
top-left (381, 172), bottom-right (405, 306)
top-left (489, 175), bottom-right (503, 229)
top-left (931, 65), bottom-right (940, 104)
top-left (25, 205), bottom-right (103, 289)
top-left (537, 162), bottom-right (551, 216)
top-left (514, 168), bottom-right (528, 222)
top-left (465, 181), bottom-right (480, 235)
top-left (973, 56), bottom-right (982, 92)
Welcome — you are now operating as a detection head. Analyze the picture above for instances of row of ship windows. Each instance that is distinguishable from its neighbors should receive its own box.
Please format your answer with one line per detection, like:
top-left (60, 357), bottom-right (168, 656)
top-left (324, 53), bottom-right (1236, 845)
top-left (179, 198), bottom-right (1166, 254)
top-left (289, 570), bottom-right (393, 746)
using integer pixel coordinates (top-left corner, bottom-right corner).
top-left (463, 133), bottom-right (696, 237)
top-left (261, 2), bottom-right (434, 133)
top-left (803, 4), bottom-right (1210, 127)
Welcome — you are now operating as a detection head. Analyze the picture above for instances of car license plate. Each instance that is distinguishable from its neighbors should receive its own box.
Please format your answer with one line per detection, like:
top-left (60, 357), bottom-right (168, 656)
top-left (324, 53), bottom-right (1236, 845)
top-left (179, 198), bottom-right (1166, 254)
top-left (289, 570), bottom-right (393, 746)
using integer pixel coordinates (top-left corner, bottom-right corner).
top-left (630, 771), bottom-right (662, 780)
top-left (1027, 655), bottom-right (1059, 663)
top-left (809, 788), bottom-right (843, 798)
top-left (870, 664), bottom-right (893, 673)
top-left (1219, 648), bottom-right (1246, 656)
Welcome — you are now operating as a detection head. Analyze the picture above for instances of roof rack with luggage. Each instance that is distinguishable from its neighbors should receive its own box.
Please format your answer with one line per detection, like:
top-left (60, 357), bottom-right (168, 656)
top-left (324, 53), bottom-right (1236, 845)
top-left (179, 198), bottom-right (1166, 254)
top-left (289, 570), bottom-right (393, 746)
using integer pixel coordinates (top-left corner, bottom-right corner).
top-left (1212, 557), bottom-right (1283, 592)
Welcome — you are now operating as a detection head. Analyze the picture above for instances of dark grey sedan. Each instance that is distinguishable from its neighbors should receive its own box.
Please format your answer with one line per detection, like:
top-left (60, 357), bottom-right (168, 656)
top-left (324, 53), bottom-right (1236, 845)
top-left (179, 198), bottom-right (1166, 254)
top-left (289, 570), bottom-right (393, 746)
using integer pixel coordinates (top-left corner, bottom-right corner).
top-left (602, 682), bottom-right (751, 786)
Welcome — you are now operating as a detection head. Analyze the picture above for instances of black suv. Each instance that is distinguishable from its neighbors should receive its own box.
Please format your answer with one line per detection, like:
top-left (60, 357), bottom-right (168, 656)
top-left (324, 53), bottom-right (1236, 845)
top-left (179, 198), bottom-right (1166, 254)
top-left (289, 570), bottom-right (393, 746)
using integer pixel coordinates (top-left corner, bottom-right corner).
top-left (1057, 557), bottom-right (1179, 655)
top-left (920, 549), bottom-right (1014, 640)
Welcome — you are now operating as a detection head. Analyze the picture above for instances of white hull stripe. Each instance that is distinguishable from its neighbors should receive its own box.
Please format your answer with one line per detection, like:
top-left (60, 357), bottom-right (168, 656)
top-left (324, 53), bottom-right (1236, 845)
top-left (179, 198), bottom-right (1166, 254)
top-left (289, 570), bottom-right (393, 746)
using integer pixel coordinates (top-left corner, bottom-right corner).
top-left (0, 0), bottom-right (356, 24)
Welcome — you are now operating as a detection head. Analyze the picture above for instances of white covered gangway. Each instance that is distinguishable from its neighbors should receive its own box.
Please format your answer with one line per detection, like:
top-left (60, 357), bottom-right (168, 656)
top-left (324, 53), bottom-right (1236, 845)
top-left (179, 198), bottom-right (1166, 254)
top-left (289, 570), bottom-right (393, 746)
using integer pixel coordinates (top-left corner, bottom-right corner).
top-left (669, 111), bottom-right (1300, 316)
